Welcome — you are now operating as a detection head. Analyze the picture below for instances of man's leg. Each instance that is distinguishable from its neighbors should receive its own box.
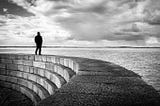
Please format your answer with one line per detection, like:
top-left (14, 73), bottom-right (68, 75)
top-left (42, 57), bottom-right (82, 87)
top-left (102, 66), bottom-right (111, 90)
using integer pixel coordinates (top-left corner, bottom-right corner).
top-left (35, 47), bottom-right (38, 55)
top-left (39, 47), bottom-right (41, 55)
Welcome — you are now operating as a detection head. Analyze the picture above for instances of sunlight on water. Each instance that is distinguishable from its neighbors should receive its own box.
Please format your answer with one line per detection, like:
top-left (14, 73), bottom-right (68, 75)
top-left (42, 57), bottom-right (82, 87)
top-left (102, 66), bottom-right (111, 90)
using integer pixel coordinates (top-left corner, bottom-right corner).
top-left (0, 48), bottom-right (160, 91)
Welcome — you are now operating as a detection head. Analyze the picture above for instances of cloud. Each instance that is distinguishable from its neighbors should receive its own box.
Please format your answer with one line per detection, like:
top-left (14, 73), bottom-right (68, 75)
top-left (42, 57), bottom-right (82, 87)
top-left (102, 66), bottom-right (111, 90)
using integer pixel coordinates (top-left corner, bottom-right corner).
top-left (0, 13), bottom-right (71, 45)
top-left (2, 0), bottom-right (160, 46)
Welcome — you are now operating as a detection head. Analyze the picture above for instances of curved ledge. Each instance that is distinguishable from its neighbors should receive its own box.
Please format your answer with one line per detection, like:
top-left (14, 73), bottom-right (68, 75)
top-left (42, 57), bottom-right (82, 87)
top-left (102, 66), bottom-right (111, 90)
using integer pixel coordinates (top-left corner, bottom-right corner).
top-left (0, 54), bottom-right (78, 105)
top-left (0, 54), bottom-right (160, 106)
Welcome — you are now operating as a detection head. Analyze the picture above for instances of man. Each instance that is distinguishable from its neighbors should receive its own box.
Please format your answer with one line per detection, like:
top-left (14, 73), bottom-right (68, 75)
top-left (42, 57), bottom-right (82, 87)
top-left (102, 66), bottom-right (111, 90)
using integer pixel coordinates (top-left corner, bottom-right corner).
top-left (35, 32), bottom-right (43, 55)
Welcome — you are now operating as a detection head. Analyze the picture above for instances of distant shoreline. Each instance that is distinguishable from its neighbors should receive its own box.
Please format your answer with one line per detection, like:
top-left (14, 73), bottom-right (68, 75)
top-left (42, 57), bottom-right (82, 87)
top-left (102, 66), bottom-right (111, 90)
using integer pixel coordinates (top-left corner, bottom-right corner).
top-left (0, 46), bottom-right (160, 48)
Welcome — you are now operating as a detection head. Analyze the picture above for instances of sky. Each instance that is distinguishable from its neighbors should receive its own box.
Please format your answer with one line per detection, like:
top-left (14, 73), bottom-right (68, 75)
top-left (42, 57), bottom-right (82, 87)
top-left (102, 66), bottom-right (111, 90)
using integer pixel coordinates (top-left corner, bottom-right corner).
top-left (0, 0), bottom-right (160, 47)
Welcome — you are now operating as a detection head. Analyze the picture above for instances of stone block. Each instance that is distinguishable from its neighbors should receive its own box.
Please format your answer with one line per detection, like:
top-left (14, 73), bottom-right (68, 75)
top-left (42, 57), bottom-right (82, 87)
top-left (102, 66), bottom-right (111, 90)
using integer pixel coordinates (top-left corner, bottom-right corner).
top-left (28, 55), bottom-right (35, 60)
top-left (17, 79), bottom-right (28, 87)
top-left (9, 70), bottom-right (19, 76)
top-left (37, 78), bottom-right (44, 86)
top-left (5, 70), bottom-right (10, 75)
top-left (0, 54), bottom-right (3, 57)
top-left (8, 55), bottom-right (15, 60)
top-left (5, 82), bottom-right (12, 88)
top-left (68, 60), bottom-right (74, 70)
top-left (7, 76), bottom-right (17, 83)
top-left (45, 63), bottom-right (54, 70)
top-left (29, 66), bottom-right (34, 73)
top-left (33, 61), bottom-right (45, 69)
top-left (60, 58), bottom-right (64, 65)
top-left (33, 67), bottom-right (39, 75)
top-left (47, 83), bottom-right (54, 95)
top-left (13, 60), bottom-right (23, 65)
top-left (5, 55), bottom-right (10, 59)
top-left (22, 72), bottom-right (29, 79)
top-left (11, 83), bottom-right (19, 90)
top-left (0, 59), bottom-right (12, 64)
top-left (16, 55), bottom-right (23, 60)
top-left (27, 81), bottom-right (33, 90)
top-left (38, 68), bottom-right (45, 77)
top-left (23, 55), bottom-right (29, 60)
top-left (58, 66), bottom-right (64, 75)
top-left (53, 65), bottom-right (58, 73)
top-left (32, 84), bottom-right (38, 94)
top-left (19, 87), bottom-right (29, 98)
top-left (38, 89), bottom-right (46, 100)
top-left (51, 56), bottom-right (56, 63)
top-left (35, 55), bottom-right (46, 62)
top-left (36, 77), bottom-right (41, 84)
top-left (44, 70), bottom-right (50, 79)
top-left (23, 65), bottom-right (30, 72)
top-left (46, 56), bottom-right (52, 62)
top-left (50, 74), bottom-right (61, 88)
top-left (55, 57), bottom-right (60, 64)
top-left (43, 80), bottom-right (47, 88)
top-left (73, 62), bottom-right (79, 73)
top-left (35, 55), bottom-right (41, 61)
top-left (37, 68), bottom-right (41, 75)
top-left (43, 80), bottom-right (54, 95)
top-left (55, 66), bottom-right (65, 79)
top-left (41, 56), bottom-right (47, 62)
top-left (1, 54), bottom-right (8, 59)
top-left (28, 74), bottom-right (37, 82)
top-left (16, 71), bottom-right (23, 77)
top-left (13, 55), bottom-right (19, 60)
top-left (46, 56), bottom-right (55, 63)
top-left (63, 59), bottom-right (70, 67)
top-left (23, 60), bottom-right (33, 66)
top-left (75, 63), bottom-right (79, 73)
top-left (63, 69), bottom-right (70, 82)
top-left (0, 63), bottom-right (6, 69)
top-left (0, 75), bottom-right (7, 81)
top-left (17, 65), bottom-right (23, 71)
top-left (0, 68), bottom-right (6, 75)
top-left (19, 86), bottom-right (27, 95)
top-left (6, 64), bottom-right (18, 70)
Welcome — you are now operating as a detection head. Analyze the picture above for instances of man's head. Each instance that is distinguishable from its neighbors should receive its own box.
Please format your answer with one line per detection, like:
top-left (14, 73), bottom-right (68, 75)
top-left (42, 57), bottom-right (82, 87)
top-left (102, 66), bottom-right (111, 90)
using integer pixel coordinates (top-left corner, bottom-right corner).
top-left (37, 32), bottom-right (40, 36)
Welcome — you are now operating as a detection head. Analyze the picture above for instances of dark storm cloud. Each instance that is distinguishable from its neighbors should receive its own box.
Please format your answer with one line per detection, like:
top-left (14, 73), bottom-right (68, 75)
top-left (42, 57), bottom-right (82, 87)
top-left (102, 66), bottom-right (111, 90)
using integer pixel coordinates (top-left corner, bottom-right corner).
top-left (144, 11), bottom-right (160, 25)
top-left (143, 0), bottom-right (160, 25)
top-left (0, 0), bottom-right (34, 17)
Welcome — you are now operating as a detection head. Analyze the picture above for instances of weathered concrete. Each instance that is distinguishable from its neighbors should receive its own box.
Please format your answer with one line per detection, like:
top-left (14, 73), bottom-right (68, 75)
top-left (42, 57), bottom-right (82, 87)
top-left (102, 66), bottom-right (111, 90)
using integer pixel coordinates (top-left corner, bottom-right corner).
top-left (0, 54), bottom-right (160, 106)
top-left (38, 57), bottom-right (160, 106)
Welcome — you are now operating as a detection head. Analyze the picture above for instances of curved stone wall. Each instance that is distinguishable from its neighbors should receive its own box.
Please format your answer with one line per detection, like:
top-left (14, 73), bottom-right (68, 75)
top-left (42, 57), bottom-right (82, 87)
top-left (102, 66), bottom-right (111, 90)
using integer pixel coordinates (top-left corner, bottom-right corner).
top-left (0, 54), bottom-right (79, 105)
top-left (1, 54), bottom-right (160, 106)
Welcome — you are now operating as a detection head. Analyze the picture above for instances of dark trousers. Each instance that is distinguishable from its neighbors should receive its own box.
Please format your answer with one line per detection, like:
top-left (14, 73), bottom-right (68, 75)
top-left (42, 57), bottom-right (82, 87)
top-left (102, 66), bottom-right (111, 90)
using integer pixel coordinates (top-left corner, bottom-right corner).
top-left (35, 45), bottom-right (42, 55)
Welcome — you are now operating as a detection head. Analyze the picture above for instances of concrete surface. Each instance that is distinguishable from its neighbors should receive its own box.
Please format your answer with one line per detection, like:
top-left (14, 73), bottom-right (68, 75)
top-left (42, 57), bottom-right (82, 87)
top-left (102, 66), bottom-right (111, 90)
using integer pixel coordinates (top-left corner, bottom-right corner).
top-left (38, 57), bottom-right (160, 106)
top-left (0, 54), bottom-right (160, 106)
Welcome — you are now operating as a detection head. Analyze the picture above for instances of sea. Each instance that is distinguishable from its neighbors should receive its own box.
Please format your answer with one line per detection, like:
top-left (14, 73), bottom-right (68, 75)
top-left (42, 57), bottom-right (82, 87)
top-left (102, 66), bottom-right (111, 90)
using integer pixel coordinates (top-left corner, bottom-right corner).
top-left (0, 47), bottom-right (160, 92)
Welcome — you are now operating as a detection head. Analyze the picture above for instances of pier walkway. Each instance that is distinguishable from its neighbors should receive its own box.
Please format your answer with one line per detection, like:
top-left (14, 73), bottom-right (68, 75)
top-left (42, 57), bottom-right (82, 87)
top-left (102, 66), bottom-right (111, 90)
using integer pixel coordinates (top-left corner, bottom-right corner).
top-left (0, 54), bottom-right (159, 106)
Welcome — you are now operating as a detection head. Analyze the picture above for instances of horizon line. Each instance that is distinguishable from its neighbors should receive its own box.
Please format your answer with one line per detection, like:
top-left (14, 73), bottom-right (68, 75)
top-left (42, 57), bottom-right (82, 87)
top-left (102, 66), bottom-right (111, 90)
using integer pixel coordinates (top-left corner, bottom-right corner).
top-left (0, 45), bottom-right (160, 48)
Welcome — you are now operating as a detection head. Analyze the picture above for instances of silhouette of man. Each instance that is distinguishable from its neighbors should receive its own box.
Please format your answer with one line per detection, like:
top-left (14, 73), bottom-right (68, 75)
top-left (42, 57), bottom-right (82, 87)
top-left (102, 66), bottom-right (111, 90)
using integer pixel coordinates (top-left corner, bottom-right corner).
top-left (35, 32), bottom-right (43, 55)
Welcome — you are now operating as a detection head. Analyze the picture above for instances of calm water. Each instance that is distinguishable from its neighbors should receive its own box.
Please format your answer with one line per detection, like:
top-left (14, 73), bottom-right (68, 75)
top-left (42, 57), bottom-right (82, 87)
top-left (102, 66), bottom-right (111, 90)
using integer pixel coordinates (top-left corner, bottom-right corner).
top-left (0, 48), bottom-right (160, 91)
